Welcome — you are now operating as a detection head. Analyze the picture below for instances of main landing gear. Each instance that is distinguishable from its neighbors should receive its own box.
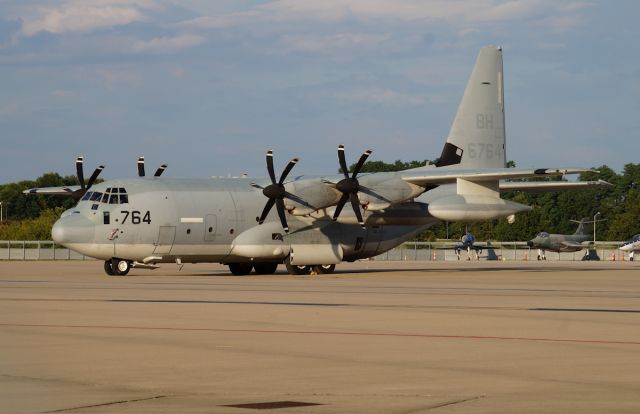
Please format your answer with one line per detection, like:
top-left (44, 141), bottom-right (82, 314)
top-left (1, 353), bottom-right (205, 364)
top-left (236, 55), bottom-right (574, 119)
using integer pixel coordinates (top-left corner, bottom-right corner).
top-left (228, 262), bottom-right (279, 276)
top-left (104, 258), bottom-right (131, 276)
top-left (226, 262), bottom-right (336, 276)
top-left (284, 257), bottom-right (336, 275)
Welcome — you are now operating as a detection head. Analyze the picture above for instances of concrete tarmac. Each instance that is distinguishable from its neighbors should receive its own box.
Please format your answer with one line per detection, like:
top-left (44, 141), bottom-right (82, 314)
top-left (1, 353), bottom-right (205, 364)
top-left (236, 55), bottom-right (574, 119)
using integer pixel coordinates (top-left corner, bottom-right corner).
top-left (1, 260), bottom-right (639, 413)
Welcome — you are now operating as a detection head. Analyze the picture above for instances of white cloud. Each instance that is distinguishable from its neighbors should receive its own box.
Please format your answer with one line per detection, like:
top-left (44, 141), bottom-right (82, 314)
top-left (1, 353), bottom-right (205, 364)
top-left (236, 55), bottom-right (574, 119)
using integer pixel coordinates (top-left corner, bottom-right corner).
top-left (281, 32), bottom-right (390, 54)
top-left (181, 0), bottom-right (588, 27)
top-left (18, 0), bottom-right (155, 37)
top-left (51, 89), bottom-right (76, 98)
top-left (334, 87), bottom-right (425, 106)
top-left (131, 34), bottom-right (205, 54)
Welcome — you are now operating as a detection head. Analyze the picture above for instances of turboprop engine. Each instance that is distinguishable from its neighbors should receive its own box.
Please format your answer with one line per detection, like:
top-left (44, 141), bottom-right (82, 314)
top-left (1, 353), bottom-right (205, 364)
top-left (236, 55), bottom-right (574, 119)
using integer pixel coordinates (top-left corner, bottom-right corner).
top-left (356, 175), bottom-right (425, 211)
top-left (424, 179), bottom-right (531, 222)
top-left (283, 180), bottom-right (341, 216)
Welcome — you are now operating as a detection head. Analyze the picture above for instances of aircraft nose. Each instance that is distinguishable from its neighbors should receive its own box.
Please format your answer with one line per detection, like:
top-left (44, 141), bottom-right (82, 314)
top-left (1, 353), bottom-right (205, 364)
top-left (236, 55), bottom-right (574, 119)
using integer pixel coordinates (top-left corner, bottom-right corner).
top-left (52, 214), bottom-right (94, 245)
top-left (526, 240), bottom-right (534, 247)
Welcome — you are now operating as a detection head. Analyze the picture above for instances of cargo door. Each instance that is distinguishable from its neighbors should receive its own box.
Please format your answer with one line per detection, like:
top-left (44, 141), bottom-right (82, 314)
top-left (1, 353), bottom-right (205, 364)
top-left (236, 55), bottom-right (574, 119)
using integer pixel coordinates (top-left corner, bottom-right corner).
top-left (153, 226), bottom-right (175, 255)
top-left (363, 225), bottom-right (383, 254)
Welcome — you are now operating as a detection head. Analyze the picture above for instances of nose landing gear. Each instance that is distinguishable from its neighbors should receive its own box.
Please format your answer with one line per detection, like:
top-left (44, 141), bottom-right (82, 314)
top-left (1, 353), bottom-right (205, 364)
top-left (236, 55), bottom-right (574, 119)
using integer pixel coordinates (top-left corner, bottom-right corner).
top-left (104, 258), bottom-right (131, 276)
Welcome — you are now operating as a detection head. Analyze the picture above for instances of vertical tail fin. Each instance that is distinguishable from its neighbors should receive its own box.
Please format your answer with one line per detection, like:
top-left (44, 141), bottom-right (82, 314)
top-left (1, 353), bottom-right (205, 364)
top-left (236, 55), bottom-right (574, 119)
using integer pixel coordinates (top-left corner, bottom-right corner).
top-left (574, 218), bottom-right (591, 236)
top-left (437, 45), bottom-right (506, 168)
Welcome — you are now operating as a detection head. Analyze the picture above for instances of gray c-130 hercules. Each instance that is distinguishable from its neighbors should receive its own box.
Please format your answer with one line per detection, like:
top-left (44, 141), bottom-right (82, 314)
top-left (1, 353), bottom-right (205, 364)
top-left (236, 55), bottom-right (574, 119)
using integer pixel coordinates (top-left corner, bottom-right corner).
top-left (25, 46), bottom-right (611, 276)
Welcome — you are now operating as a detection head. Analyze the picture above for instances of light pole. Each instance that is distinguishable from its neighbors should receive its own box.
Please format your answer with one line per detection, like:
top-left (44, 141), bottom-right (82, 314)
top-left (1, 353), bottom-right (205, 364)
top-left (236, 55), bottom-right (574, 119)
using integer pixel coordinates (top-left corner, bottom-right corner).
top-left (0, 201), bottom-right (3, 222)
top-left (593, 211), bottom-right (600, 244)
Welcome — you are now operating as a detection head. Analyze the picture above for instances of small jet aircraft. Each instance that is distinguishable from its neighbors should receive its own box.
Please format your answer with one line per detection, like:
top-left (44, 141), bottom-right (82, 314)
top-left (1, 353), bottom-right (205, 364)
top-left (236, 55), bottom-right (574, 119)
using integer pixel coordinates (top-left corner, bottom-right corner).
top-left (25, 46), bottom-right (610, 276)
top-left (439, 232), bottom-right (495, 261)
top-left (527, 218), bottom-right (593, 259)
top-left (619, 234), bottom-right (640, 261)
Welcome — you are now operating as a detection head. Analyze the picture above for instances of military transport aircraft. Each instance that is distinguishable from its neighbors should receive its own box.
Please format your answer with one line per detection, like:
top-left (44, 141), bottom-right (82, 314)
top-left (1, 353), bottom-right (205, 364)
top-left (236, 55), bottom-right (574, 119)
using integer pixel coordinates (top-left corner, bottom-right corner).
top-left (25, 46), bottom-right (610, 276)
top-left (527, 218), bottom-right (594, 259)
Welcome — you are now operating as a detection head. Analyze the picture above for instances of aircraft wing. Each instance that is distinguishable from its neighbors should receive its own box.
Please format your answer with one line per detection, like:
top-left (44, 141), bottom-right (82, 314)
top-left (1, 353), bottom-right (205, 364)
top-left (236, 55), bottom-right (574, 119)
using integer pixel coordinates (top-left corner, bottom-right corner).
top-left (499, 180), bottom-right (612, 192)
top-left (402, 168), bottom-right (594, 186)
top-left (560, 241), bottom-right (587, 249)
top-left (22, 186), bottom-right (81, 196)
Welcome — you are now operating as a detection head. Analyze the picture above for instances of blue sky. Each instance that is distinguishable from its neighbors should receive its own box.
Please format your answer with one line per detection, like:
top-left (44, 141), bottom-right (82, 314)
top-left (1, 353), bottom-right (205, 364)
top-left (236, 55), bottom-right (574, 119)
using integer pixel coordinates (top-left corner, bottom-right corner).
top-left (1, 0), bottom-right (638, 184)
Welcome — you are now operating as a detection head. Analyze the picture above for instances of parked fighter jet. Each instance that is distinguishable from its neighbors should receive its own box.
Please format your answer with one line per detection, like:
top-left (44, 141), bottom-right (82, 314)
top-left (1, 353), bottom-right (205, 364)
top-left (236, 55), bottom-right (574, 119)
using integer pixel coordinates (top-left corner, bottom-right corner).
top-left (620, 234), bottom-right (640, 261)
top-left (527, 218), bottom-right (593, 259)
top-left (25, 46), bottom-right (610, 276)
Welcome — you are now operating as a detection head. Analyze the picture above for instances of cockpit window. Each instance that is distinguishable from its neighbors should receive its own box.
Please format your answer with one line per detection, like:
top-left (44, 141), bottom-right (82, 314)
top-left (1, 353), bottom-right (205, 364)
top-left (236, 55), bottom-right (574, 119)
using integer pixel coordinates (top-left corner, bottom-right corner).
top-left (86, 188), bottom-right (128, 204)
top-left (538, 232), bottom-right (550, 238)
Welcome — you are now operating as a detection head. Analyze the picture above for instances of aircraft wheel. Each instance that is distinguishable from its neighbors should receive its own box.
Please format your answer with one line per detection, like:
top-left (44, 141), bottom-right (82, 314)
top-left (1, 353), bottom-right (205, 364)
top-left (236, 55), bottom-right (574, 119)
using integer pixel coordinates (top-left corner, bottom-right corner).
top-left (313, 264), bottom-right (335, 274)
top-left (284, 260), bottom-right (311, 275)
top-left (104, 260), bottom-right (115, 276)
top-left (228, 263), bottom-right (253, 276)
top-left (112, 258), bottom-right (131, 276)
top-left (253, 263), bottom-right (278, 275)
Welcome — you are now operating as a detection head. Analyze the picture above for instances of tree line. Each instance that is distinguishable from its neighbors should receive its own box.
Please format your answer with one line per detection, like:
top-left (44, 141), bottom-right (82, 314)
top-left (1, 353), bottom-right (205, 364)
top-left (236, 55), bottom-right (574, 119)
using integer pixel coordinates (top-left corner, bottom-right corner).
top-left (1, 163), bottom-right (638, 241)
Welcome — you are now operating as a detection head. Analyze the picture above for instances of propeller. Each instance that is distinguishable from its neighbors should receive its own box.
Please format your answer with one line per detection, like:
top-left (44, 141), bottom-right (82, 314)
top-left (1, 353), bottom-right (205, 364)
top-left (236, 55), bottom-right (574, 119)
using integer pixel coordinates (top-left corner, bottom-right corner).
top-left (331, 144), bottom-right (372, 228)
top-left (251, 150), bottom-right (299, 233)
top-left (74, 156), bottom-right (104, 199)
top-left (137, 156), bottom-right (168, 177)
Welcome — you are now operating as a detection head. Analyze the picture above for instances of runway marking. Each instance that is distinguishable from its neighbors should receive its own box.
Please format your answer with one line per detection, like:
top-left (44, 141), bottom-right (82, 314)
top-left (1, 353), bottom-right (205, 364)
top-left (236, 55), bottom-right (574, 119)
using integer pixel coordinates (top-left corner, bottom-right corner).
top-left (42, 395), bottom-right (168, 413)
top-left (427, 395), bottom-right (484, 410)
top-left (2, 323), bottom-right (639, 346)
top-left (533, 308), bottom-right (640, 313)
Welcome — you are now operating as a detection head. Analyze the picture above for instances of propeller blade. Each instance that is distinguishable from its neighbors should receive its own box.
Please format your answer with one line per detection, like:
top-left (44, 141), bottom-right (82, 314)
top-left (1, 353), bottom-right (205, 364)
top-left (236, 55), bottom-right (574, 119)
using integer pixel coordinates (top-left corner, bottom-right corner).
top-left (350, 193), bottom-right (365, 228)
top-left (332, 193), bottom-right (349, 221)
top-left (279, 158), bottom-right (299, 184)
top-left (351, 149), bottom-right (372, 179)
top-left (85, 166), bottom-right (104, 190)
top-left (137, 156), bottom-right (145, 177)
top-left (250, 182), bottom-right (264, 189)
top-left (154, 164), bottom-right (167, 177)
top-left (76, 157), bottom-right (85, 190)
top-left (337, 145), bottom-right (349, 178)
top-left (275, 198), bottom-right (289, 232)
top-left (266, 150), bottom-right (276, 184)
top-left (258, 198), bottom-right (276, 224)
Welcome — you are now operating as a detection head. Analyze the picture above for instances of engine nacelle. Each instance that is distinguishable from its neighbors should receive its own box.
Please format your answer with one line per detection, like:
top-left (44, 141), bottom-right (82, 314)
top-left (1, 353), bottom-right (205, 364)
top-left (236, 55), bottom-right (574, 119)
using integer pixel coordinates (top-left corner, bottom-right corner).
top-left (283, 180), bottom-right (341, 216)
top-left (427, 195), bottom-right (531, 222)
top-left (357, 176), bottom-right (425, 211)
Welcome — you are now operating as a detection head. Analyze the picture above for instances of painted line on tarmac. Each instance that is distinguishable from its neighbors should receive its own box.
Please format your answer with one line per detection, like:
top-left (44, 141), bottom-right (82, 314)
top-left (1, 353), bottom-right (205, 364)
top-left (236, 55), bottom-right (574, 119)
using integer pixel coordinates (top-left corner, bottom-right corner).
top-left (1, 323), bottom-right (639, 346)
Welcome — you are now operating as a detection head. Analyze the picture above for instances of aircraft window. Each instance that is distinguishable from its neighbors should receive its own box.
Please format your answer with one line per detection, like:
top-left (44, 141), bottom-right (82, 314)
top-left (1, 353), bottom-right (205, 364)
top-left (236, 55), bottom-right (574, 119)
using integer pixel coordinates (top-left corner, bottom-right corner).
top-left (119, 187), bottom-right (126, 193)
top-left (119, 194), bottom-right (128, 204)
top-left (633, 235), bottom-right (640, 242)
top-left (101, 193), bottom-right (110, 203)
top-left (538, 232), bottom-right (550, 238)
top-left (81, 191), bottom-right (93, 201)
top-left (109, 194), bottom-right (119, 204)
top-left (90, 192), bottom-right (102, 202)
top-left (106, 188), bottom-right (112, 193)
